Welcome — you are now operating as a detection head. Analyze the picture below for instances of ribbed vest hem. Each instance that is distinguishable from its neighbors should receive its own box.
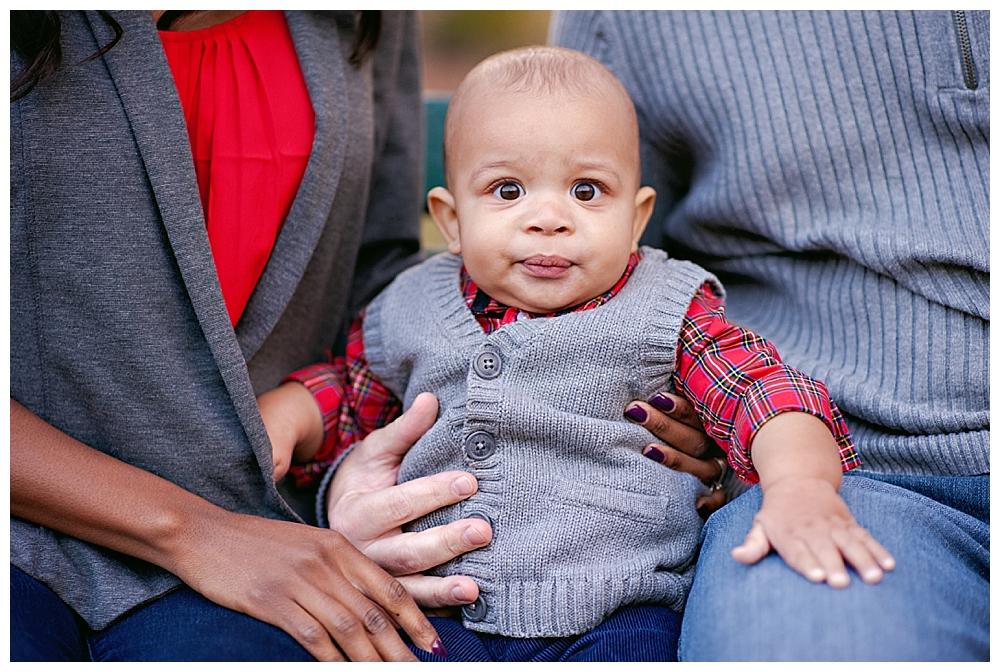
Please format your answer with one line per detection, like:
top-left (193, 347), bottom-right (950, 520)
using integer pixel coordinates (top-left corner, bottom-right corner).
top-left (467, 568), bottom-right (691, 638)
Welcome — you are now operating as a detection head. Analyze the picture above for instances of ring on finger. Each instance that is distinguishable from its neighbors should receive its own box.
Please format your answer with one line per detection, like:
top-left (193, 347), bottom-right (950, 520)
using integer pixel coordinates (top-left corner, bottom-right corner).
top-left (708, 457), bottom-right (727, 491)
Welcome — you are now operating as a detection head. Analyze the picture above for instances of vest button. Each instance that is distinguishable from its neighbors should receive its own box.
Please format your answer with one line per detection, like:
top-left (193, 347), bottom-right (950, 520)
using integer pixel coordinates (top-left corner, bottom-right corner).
top-left (466, 511), bottom-right (494, 529)
top-left (464, 431), bottom-right (496, 460)
top-left (463, 595), bottom-right (488, 622)
top-left (473, 350), bottom-right (502, 379)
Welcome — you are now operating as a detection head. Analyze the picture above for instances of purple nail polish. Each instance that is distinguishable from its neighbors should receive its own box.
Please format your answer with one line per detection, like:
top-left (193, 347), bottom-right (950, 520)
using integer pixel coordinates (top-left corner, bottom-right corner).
top-left (643, 445), bottom-right (665, 462)
top-left (431, 639), bottom-right (449, 658)
top-left (624, 405), bottom-right (648, 423)
top-left (649, 393), bottom-right (675, 413)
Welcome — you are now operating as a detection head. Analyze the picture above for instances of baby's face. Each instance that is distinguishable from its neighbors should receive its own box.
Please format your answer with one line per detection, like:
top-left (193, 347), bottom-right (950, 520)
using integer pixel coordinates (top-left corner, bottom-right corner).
top-left (432, 89), bottom-right (654, 314)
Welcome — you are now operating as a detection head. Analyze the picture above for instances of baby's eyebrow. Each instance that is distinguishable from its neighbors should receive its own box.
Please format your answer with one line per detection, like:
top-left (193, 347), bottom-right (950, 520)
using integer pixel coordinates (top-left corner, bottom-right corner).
top-left (567, 160), bottom-right (619, 176)
top-left (469, 160), bottom-right (521, 182)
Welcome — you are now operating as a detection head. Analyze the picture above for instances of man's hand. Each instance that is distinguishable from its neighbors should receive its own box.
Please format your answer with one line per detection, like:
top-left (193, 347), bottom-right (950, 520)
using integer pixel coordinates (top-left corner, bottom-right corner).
top-left (326, 393), bottom-right (492, 608)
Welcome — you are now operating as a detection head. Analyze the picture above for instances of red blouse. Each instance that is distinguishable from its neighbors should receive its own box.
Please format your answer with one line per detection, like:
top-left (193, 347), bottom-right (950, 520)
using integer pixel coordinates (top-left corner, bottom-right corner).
top-left (160, 11), bottom-right (315, 325)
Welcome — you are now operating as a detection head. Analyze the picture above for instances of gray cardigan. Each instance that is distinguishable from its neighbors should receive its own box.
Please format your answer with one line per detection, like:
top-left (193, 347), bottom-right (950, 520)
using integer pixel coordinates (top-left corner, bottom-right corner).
top-left (365, 248), bottom-right (720, 637)
top-left (553, 10), bottom-right (989, 477)
top-left (10, 10), bottom-right (424, 629)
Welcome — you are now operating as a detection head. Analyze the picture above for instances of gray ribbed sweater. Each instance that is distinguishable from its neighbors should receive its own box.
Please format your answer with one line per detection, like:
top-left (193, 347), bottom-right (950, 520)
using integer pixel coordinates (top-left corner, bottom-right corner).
top-left (364, 248), bottom-right (719, 637)
top-left (553, 10), bottom-right (989, 476)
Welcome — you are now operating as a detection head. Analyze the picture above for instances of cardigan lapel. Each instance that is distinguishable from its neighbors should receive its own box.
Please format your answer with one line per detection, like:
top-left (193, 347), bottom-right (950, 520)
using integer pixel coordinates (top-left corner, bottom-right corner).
top-left (87, 11), bottom-right (273, 458)
top-left (233, 12), bottom-right (350, 360)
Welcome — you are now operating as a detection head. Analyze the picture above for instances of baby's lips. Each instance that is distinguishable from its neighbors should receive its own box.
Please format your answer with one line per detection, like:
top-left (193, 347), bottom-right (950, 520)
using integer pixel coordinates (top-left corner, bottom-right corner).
top-left (520, 254), bottom-right (573, 278)
top-left (521, 254), bottom-right (572, 268)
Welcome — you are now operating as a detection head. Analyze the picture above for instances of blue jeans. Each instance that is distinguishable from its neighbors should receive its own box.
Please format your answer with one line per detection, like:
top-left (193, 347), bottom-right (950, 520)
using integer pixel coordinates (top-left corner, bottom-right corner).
top-left (10, 567), bottom-right (313, 661)
top-left (679, 473), bottom-right (990, 661)
top-left (412, 604), bottom-right (682, 662)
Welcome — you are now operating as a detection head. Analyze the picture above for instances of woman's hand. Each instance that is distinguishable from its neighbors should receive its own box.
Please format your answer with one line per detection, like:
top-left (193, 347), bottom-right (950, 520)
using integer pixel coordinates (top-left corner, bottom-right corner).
top-left (326, 393), bottom-right (492, 610)
top-left (10, 399), bottom-right (444, 661)
top-left (179, 511), bottom-right (446, 660)
top-left (624, 391), bottom-right (729, 516)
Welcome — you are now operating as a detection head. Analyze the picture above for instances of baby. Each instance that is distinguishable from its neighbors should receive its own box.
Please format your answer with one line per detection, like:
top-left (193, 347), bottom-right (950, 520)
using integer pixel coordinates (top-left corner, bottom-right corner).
top-left (260, 46), bottom-right (894, 661)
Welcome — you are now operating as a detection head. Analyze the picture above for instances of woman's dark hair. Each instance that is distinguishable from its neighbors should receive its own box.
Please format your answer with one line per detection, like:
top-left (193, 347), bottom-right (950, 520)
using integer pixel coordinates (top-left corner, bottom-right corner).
top-left (11, 10), bottom-right (382, 102)
top-left (10, 11), bottom-right (122, 101)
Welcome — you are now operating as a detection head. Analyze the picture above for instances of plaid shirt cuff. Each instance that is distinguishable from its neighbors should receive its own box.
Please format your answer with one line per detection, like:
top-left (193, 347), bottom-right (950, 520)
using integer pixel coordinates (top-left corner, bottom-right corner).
top-left (283, 360), bottom-right (353, 488)
top-left (729, 368), bottom-right (861, 484)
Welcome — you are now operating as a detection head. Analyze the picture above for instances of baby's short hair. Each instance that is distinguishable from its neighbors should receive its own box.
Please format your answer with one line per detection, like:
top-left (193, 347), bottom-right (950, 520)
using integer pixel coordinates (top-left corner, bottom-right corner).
top-left (458, 45), bottom-right (629, 99)
top-left (443, 46), bottom-right (638, 185)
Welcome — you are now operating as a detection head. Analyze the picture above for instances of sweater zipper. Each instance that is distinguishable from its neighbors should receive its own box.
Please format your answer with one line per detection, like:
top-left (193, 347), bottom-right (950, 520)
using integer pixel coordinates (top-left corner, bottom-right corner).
top-left (953, 10), bottom-right (978, 90)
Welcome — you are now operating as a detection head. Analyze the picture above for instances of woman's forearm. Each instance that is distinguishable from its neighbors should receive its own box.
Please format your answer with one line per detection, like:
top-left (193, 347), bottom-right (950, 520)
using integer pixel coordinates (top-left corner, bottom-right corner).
top-left (10, 398), bottom-right (446, 660)
top-left (10, 398), bottom-right (224, 576)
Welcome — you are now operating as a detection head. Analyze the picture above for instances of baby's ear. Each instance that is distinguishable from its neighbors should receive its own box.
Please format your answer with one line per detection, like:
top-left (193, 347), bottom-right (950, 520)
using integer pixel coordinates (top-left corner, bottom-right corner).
top-left (427, 187), bottom-right (462, 255)
top-left (631, 186), bottom-right (656, 249)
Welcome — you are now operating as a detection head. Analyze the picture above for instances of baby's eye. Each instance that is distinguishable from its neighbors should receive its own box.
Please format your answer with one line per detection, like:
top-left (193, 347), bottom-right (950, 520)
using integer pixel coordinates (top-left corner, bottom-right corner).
top-left (572, 182), bottom-right (602, 201)
top-left (493, 182), bottom-right (524, 201)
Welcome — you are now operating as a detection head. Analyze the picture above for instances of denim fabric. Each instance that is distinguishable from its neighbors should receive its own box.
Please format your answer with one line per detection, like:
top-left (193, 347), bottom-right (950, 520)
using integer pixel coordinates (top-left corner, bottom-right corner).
top-left (679, 474), bottom-right (989, 661)
top-left (410, 604), bottom-right (682, 662)
top-left (10, 566), bottom-right (312, 662)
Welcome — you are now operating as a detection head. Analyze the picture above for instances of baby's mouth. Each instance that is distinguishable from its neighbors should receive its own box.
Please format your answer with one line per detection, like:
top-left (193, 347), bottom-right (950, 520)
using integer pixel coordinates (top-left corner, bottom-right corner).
top-left (521, 255), bottom-right (573, 278)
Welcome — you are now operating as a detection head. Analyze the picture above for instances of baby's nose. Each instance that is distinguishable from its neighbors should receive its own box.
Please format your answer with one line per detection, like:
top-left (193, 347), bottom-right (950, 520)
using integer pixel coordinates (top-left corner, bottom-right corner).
top-left (525, 199), bottom-right (574, 234)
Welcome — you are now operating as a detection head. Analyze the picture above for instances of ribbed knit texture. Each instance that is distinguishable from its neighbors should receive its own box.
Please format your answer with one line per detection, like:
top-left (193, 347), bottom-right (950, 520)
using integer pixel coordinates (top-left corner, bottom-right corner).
top-left (553, 10), bottom-right (989, 476)
top-left (364, 248), bottom-right (719, 637)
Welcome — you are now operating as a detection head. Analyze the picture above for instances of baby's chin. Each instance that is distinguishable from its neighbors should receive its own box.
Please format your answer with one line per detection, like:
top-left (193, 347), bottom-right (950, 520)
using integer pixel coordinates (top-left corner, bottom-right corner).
top-left (508, 295), bottom-right (591, 315)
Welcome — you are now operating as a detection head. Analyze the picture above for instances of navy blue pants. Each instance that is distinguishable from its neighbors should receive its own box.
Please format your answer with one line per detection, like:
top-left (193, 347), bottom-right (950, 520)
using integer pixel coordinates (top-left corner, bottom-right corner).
top-left (413, 605), bottom-right (682, 662)
top-left (11, 564), bottom-right (679, 661)
top-left (9, 567), bottom-right (313, 662)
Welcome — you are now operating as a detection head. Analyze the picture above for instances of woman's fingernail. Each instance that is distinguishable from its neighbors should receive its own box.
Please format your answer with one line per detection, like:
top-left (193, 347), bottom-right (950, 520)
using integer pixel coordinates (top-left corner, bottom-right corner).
top-left (624, 405), bottom-right (648, 423)
top-left (649, 393), bottom-right (675, 413)
top-left (431, 639), bottom-right (449, 658)
top-left (643, 445), bottom-right (665, 462)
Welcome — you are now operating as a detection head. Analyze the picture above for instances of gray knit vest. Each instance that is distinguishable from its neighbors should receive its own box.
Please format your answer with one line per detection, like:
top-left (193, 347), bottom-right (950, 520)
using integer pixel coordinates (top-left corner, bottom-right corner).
top-left (364, 247), bottom-right (720, 637)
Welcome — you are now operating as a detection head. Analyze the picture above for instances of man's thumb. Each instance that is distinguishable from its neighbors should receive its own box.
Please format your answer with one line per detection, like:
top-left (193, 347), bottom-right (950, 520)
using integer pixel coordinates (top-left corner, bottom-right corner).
top-left (366, 392), bottom-right (439, 461)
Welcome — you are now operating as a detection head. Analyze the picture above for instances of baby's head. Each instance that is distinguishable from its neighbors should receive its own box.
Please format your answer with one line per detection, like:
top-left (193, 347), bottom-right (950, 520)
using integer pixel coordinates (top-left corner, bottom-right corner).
top-left (428, 46), bottom-right (656, 314)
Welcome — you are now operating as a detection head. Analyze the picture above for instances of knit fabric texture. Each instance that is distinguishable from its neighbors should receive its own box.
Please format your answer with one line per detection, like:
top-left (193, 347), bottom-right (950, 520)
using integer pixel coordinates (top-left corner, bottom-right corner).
top-left (554, 10), bottom-right (989, 477)
top-left (364, 247), bottom-right (720, 637)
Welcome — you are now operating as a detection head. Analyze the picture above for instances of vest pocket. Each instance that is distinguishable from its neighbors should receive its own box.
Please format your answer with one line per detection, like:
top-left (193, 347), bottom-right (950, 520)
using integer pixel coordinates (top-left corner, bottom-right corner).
top-left (551, 478), bottom-right (671, 526)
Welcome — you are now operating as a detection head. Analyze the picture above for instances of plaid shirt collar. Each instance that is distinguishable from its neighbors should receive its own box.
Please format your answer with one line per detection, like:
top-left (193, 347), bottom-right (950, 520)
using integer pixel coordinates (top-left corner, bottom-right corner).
top-left (461, 251), bottom-right (641, 330)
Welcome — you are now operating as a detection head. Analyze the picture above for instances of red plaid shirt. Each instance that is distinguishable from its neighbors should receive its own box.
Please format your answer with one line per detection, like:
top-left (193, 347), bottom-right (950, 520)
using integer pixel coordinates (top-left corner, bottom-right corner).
top-left (287, 253), bottom-right (859, 486)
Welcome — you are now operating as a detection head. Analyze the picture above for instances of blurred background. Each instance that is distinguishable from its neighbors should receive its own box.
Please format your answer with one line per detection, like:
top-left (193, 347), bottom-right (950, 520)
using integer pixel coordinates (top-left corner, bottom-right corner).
top-left (420, 10), bottom-right (552, 93)
top-left (418, 10), bottom-right (553, 251)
